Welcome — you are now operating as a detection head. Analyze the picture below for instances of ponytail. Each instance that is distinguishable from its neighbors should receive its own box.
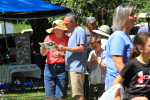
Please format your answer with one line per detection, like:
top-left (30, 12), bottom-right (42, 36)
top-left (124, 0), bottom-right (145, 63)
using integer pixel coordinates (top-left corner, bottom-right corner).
top-left (128, 46), bottom-right (140, 60)
top-left (128, 32), bottom-right (150, 60)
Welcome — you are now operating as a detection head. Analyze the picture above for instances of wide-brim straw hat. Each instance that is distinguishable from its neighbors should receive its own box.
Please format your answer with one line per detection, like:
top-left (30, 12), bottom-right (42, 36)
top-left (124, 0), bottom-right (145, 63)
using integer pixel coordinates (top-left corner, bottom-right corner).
top-left (46, 20), bottom-right (69, 34)
top-left (92, 25), bottom-right (111, 37)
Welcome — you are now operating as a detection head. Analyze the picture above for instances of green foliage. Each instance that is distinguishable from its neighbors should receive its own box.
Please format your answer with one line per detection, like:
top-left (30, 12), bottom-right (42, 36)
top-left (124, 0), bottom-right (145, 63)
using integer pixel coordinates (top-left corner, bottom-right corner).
top-left (13, 20), bottom-right (31, 33)
top-left (46, 0), bottom-right (105, 26)
top-left (1, 0), bottom-right (149, 34)
top-left (135, 0), bottom-right (150, 23)
top-left (122, 0), bottom-right (148, 23)
top-left (0, 20), bottom-right (31, 33)
top-left (45, 0), bottom-right (149, 27)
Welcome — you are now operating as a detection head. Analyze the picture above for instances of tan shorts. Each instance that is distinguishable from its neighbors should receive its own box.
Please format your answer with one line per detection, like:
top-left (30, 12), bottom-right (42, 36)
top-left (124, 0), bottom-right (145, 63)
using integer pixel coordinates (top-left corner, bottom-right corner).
top-left (68, 71), bottom-right (85, 97)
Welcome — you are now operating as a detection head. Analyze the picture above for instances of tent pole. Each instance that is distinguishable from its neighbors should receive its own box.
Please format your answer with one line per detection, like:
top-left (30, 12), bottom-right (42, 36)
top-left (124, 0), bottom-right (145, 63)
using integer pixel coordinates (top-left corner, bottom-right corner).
top-left (4, 21), bottom-right (8, 48)
top-left (146, 18), bottom-right (150, 32)
top-left (148, 22), bottom-right (150, 32)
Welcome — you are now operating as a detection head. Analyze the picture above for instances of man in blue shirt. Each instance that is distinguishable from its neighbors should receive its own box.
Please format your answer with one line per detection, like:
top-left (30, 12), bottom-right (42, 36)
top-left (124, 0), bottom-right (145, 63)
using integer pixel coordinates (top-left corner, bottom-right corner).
top-left (57, 13), bottom-right (87, 100)
top-left (138, 22), bottom-right (149, 34)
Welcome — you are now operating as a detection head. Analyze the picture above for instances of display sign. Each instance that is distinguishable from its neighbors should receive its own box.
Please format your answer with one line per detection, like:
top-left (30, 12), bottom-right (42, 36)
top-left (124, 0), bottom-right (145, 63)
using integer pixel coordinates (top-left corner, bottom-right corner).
top-left (15, 34), bottom-right (31, 65)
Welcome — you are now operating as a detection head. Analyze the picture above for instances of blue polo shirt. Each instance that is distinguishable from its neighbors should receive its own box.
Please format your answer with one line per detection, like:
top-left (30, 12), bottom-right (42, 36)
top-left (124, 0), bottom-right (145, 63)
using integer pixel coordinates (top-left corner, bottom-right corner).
top-left (65, 27), bottom-right (87, 72)
top-left (106, 30), bottom-right (133, 77)
top-left (138, 27), bottom-right (148, 34)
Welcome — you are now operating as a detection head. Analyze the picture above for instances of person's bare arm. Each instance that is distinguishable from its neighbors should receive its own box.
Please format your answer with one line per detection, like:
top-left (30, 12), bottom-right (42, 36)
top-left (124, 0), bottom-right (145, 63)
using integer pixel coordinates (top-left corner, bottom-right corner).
top-left (57, 44), bottom-right (85, 52)
top-left (113, 75), bottom-right (124, 86)
top-left (113, 75), bottom-right (125, 100)
top-left (98, 60), bottom-right (106, 70)
top-left (112, 55), bottom-right (124, 73)
top-left (40, 47), bottom-right (48, 56)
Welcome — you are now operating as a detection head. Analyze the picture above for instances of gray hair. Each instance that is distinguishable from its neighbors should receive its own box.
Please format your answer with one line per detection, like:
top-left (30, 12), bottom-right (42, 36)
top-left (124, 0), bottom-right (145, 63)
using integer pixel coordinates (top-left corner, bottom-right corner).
top-left (112, 4), bottom-right (133, 31)
top-left (140, 22), bottom-right (145, 27)
top-left (64, 13), bottom-right (77, 22)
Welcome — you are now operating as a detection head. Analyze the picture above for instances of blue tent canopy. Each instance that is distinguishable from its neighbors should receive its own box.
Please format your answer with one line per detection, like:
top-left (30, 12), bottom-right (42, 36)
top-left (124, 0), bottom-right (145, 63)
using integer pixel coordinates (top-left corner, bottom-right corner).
top-left (0, 0), bottom-right (71, 20)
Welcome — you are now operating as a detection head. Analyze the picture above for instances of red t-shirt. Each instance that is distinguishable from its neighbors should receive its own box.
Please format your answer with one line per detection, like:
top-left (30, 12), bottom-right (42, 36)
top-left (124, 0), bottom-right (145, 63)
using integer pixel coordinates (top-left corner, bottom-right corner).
top-left (44, 34), bottom-right (69, 64)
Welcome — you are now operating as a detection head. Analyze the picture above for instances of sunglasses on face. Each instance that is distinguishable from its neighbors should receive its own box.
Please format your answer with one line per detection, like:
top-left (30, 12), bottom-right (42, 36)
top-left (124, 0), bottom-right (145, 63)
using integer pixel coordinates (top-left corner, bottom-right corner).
top-left (119, 4), bottom-right (127, 10)
top-left (119, 4), bottom-right (135, 16)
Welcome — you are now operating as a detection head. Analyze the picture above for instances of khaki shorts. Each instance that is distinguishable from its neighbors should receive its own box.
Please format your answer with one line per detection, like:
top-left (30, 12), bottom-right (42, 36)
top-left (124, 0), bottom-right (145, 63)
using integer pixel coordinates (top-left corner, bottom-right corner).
top-left (68, 71), bottom-right (85, 97)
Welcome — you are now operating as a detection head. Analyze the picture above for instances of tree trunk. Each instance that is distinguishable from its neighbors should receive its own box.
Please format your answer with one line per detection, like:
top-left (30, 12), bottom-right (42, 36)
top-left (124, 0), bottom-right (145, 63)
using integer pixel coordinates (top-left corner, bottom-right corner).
top-left (29, 18), bottom-right (51, 71)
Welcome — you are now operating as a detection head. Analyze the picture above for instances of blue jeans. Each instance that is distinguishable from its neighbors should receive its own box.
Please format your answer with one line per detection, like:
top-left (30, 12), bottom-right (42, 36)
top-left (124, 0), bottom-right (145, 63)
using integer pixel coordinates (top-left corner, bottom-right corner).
top-left (105, 74), bottom-right (116, 91)
top-left (44, 63), bottom-right (68, 99)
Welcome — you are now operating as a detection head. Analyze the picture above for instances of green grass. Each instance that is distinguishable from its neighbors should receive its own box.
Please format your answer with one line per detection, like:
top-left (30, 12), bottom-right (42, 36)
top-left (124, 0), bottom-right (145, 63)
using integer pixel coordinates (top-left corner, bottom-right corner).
top-left (13, 21), bottom-right (31, 33)
top-left (0, 21), bottom-right (32, 33)
top-left (1, 87), bottom-right (76, 100)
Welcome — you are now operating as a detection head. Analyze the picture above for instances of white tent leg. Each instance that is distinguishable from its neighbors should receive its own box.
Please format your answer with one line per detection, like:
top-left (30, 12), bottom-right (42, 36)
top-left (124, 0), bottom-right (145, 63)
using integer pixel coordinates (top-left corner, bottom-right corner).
top-left (4, 21), bottom-right (8, 48)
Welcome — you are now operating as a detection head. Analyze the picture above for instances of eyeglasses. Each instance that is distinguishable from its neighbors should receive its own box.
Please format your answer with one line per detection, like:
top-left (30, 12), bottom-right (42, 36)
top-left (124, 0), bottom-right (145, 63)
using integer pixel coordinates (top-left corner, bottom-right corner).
top-left (64, 21), bottom-right (72, 26)
top-left (91, 22), bottom-right (97, 26)
top-left (129, 12), bottom-right (136, 17)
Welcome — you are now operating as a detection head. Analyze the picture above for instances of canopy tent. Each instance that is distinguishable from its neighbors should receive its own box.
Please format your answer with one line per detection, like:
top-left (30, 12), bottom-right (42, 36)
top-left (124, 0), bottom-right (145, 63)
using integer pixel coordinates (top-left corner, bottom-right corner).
top-left (0, 0), bottom-right (71, 47)
top-left (0, 0), bottom-right (71, 20)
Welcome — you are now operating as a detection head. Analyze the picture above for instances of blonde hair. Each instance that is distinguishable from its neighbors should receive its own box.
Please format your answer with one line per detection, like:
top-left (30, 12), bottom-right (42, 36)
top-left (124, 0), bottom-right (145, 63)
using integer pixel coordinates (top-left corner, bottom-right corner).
top-left (112, 4), bottom-right (133, 31)
top-left (90, 36), bottom-right (101, 44)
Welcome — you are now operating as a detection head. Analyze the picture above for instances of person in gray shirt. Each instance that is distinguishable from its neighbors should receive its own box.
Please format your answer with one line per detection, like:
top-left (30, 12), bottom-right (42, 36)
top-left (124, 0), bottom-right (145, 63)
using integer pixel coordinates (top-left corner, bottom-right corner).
top-left (87, 36), bottom-right (106, 100)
